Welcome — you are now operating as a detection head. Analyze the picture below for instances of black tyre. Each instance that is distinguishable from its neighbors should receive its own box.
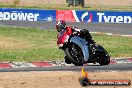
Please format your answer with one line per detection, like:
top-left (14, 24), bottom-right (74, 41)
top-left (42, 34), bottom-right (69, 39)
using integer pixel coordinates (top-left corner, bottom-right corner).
top-left (64, 56), bottom-right (71, 64)
top-left (96, 45), bottom-right (110, 65)
top-left (64, 44), bottom-right (84, 66)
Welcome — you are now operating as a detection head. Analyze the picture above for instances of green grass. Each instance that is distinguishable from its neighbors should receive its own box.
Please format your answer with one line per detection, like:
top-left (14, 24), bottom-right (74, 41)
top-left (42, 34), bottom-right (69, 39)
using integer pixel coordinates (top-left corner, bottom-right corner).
top-left (0, 26), bottom-right (131, 62)
top-left (0, 26), bottom-right (64, 62)
top-left (93, 34), bottom-right (132, 58)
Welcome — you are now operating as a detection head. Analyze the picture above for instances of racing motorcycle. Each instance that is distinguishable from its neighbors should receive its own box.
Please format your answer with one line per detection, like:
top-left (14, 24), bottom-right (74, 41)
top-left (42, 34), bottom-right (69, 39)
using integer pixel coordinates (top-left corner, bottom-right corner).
top-left (57, 28), bottom-right (110, 66)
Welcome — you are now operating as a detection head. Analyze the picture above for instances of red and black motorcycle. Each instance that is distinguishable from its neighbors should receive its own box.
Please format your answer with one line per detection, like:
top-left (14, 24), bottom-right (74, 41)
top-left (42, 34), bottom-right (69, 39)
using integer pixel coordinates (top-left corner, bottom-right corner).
top-left (57, 27), bottom-right (110, 66)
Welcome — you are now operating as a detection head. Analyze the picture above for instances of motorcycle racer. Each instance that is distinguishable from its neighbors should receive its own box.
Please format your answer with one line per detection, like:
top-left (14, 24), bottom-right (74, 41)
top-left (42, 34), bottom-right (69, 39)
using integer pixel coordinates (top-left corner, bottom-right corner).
top-left (56, 20), bottom-right (110, 65)
top-left (56, 20), bottom-right (95, 44)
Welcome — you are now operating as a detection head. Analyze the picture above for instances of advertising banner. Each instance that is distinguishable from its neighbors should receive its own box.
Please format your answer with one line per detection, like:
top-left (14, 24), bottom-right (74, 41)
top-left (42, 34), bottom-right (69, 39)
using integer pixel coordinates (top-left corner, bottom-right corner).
top-left (0, 8), bottom-right (56, 21)
top-left (56, 10), bottom-right (132, 23)
top-left (0, 8), bottom-right (131, 23)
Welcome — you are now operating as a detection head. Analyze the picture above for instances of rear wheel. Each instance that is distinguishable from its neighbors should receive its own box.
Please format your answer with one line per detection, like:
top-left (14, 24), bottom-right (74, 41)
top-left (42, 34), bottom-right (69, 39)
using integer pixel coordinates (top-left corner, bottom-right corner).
top-left (65, 44), bottom-right (84, 66)
top-left (95, 45), bottom-right (110, 65)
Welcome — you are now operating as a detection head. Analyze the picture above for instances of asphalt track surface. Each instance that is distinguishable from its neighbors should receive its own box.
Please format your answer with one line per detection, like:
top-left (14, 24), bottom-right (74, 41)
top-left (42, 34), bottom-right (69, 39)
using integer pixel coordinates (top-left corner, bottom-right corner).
top-left (0, 63), bottom-right (132, 72)
top-left (0, 20), bottom-right (132, 35)
top-left (0, 20), bottom-right (131, 72)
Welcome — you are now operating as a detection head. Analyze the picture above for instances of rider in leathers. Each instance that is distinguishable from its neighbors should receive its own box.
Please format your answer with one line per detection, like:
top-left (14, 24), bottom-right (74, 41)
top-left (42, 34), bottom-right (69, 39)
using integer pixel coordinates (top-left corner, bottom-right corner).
top-left (56, 20), bottom-right (95, 64)
top-left (56, 20), bottom-right (95, 44)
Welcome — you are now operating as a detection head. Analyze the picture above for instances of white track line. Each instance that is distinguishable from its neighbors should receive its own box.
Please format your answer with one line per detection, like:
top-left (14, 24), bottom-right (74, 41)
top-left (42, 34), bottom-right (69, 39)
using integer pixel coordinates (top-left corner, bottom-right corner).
top-left (90, 32), bottom-right (132, 37)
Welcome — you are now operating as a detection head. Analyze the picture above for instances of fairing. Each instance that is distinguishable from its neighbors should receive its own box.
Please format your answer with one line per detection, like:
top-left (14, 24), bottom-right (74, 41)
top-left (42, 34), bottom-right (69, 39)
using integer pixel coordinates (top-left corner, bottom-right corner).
top-left (57, 27), bottom-right (72, 48)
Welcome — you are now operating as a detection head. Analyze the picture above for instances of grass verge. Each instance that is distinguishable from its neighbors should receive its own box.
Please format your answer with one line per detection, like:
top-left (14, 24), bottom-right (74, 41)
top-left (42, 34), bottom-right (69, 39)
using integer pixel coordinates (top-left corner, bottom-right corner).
top-left (0, 26), bottom-right (131, 62)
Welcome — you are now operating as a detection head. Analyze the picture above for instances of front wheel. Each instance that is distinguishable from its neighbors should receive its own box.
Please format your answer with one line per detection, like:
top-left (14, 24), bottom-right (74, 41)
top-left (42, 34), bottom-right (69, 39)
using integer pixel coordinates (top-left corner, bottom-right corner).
top-left (64, 44), bottom-right (84, 66)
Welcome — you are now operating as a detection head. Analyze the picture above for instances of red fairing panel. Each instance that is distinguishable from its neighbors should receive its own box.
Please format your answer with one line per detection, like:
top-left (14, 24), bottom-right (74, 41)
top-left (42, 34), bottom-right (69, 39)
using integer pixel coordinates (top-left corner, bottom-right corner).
top-left (57, 27), bottom-right (73, 45)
